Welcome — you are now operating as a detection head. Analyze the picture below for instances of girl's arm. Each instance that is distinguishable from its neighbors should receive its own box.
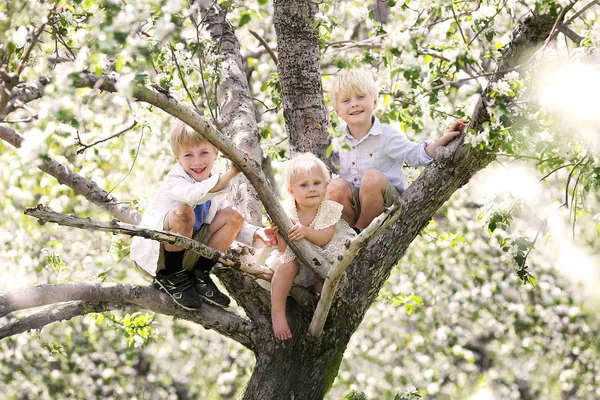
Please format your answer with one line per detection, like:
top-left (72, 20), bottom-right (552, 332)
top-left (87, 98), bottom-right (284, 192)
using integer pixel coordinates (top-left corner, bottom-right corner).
top-left (288, 222), bottom-right (335, 246)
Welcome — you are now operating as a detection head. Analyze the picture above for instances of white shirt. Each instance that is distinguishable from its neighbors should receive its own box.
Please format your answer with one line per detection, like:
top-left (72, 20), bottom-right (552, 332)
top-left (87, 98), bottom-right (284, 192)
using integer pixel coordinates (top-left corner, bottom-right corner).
top-left (130, 163), bottom-right (258, 276)
top-left (338, 117), bottom-right (433, 193)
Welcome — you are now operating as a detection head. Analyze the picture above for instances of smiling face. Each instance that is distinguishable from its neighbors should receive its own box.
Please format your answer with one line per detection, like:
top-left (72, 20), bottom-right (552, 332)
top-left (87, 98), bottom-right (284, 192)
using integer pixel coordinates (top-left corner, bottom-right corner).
top-left (334, 90), bottom-right (377, 130)
top-left (177, 142), bottom-right (219, 182)
top-left (287, 165), bottom-right (328, 210)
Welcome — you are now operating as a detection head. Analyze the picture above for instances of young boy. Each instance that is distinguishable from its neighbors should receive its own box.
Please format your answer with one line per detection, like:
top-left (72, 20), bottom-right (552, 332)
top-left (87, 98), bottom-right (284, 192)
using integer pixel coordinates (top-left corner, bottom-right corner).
top-left (326, 69), bottom-right (467, 232)
top-left (130, 122), bottom-right (277, 309)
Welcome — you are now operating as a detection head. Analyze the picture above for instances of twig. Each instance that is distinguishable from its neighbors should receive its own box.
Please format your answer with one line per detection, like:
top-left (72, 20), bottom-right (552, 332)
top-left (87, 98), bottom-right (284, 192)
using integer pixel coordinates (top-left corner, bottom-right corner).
top-left (249, 30), bottom-right (278, 65)
top-left (563, 156), bottom-right (587, 208)
top-left (563, 0), bottom-right (599, 25)
top-left (451, 4), bottom-right (468, 45)
top-left (538, 163), bottom-right (576, 182)
top-left (75, 121), bottom-right (138, 154)
top-left (190, 14), bottom-right (217, 123)
top-left (16, 21), bottom-right (48, 77)
top-left (536, 3), bottom-right (578, 56)
top-left (309, 198), bottom-right (404, 337)
top-left (570, 165), bottom-right (586, 239)
top-left (466, 0), bottom-right (509, 47)
top-left (106, 126), bottom-right (144, 196)
top-left (169, 44), bottom-right (201, 114)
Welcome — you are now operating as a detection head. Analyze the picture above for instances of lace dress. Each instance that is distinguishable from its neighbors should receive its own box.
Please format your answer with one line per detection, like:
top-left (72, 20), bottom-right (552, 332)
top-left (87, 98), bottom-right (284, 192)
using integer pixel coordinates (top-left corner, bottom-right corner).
top-left (261, 197), bottom-right (356, 287)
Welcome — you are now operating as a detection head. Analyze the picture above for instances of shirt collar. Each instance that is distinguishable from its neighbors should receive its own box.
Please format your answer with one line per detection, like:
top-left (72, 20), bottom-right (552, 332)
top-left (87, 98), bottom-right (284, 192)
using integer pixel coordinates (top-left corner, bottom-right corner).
top-left (343, 116), bottom-right (383, 142)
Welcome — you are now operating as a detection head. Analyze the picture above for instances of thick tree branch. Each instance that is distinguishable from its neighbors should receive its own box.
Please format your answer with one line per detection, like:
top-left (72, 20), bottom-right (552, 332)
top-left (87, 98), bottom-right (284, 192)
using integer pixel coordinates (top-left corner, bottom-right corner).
top-left (24, 205), bottom-right (274, 281)
top-left (0, 283), bottom-right (255, 348)
top-left (0, 77), bottom-right (50, 120)
top-left (309, 199), bottom-right (404, 337)
top-left (0, 125), bottom-right (141, 224)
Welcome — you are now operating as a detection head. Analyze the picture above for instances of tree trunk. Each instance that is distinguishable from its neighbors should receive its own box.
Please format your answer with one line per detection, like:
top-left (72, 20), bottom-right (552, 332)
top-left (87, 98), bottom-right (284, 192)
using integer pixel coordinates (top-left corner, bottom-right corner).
top-left (273, 0), bottom-right (330, 160)
top-left (240, 314), bottom-right (351, 400)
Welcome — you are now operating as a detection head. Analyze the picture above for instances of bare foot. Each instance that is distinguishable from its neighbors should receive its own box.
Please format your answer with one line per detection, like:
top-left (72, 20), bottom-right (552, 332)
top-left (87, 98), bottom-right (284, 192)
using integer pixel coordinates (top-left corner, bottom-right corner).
top-left (272, 311), bottom-right (292, 340)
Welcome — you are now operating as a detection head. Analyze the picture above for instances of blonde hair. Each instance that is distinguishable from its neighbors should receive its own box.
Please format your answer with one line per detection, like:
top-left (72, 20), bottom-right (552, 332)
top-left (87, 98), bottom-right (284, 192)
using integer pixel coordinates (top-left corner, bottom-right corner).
top-left (329, 68), bottom-right (379, 107)
top-left (283, 153), bottom-right (330, 189)
top-left (169, 121), bottom-right (214, 156)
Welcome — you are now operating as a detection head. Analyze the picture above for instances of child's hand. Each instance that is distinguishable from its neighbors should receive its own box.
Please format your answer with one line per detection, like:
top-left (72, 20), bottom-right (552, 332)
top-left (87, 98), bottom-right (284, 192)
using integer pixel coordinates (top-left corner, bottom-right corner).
top-left (288, 219), bottom-right (309, 241)
top-left (256, 226), bottom-right (278, 246)
top-left (446, 119), bottom-right (468, 138)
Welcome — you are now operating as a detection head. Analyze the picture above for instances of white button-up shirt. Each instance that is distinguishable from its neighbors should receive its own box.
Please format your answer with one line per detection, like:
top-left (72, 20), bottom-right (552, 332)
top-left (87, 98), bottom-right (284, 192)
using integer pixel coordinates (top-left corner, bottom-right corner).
top-left (130, 162), bottom-right (258, 276)
top-left (338, 117), bottom-right (433, 193)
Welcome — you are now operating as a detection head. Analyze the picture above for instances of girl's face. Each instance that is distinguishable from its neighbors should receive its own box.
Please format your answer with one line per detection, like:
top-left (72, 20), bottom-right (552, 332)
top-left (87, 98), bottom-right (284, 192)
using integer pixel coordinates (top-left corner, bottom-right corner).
top-left (287, 166), bottom-right (328, 209)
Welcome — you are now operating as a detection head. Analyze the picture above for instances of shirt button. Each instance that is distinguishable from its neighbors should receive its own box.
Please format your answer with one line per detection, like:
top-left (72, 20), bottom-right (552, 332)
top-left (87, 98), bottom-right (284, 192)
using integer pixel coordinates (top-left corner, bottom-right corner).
top-left (352, 162), bottom-right (355, 165)
top-left (352, 146), bottom-right (356, 149)
top-left (369, 153), bottom-right (373, 156)
top-left (354, 177), bottom-right (358, 181)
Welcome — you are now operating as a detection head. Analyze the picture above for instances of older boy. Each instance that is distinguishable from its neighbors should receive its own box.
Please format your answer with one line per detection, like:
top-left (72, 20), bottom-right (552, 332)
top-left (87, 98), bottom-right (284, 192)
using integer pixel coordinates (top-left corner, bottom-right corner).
top-left (130, 122), bottom-right (276, 309)
top-left (326, 69), bottom-right (467, 232)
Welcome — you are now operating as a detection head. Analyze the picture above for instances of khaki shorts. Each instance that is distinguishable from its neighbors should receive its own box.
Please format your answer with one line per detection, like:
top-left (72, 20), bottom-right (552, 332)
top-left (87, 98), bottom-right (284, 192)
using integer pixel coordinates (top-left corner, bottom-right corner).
top-left (156, 216), bottom-right (212, 272)
top-left (348, 177), bottom-right (399, 218)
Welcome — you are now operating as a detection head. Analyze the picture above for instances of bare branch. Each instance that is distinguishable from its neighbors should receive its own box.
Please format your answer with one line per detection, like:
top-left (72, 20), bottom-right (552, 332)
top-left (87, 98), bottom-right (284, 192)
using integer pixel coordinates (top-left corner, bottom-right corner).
top-left (0, 283), bottom-right (255, 348)
top-left (0, 125), bottom-right (141, 224)
top-left (249, 30), bottom-right (278, 65)
top-left (169, 43), bottom-right (201, 114)
top-left (309, 199), bottom-right (404, 337)
top-left (557, 25), bottom-right (584, 45)
top-left (16, 21), bottom-right (48, 77)
top-left (563, 0), bottom-right (599, 25)
top-left (24, 205), bottom-right (274, 281)
top-left (0, 78), bottom-right (50, 120)
top-left (75, 120), bottom-right (139, 154)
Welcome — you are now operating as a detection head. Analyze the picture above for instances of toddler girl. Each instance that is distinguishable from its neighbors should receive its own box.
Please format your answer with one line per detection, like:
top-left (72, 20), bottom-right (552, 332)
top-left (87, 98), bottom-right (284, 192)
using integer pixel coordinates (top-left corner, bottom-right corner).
top-left (264, 153), bottom-right (356, 340)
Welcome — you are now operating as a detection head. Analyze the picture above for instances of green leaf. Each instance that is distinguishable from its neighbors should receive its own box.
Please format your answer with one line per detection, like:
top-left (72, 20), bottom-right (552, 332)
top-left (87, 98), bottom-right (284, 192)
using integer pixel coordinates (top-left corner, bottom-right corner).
top-left (410, 295), bottom-right (423, 306)
top-left (239, 12), bottom-right (251, 27)
top-left (258, 0), bottom-right (268, 4)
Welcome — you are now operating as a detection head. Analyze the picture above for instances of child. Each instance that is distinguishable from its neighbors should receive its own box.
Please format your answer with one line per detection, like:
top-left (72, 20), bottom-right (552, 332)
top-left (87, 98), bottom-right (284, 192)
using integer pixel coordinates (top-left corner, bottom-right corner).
top-left (130, 122), bottom-right (277, 310)
top-left (262, 153), bottom-right (356, 340)
top-left (326, 68), bottom-right (467, 232)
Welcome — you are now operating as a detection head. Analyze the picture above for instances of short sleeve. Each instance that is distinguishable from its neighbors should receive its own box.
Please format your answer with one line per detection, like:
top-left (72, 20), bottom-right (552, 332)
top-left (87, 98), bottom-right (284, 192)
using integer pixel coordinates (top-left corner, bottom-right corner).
top-left (313, 200), bottom-right (343, 230)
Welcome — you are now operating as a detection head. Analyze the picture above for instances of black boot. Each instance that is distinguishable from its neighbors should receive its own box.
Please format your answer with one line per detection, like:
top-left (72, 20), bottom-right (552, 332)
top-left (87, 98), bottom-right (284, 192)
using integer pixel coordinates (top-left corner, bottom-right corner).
top-left (190, 257), bottom-right (231, 307)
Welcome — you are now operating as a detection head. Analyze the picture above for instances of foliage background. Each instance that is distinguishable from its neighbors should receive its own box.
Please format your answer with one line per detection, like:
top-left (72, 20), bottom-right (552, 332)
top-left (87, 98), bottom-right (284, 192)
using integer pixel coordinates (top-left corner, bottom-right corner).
top-left (1, 0), bottom-right (599, 398)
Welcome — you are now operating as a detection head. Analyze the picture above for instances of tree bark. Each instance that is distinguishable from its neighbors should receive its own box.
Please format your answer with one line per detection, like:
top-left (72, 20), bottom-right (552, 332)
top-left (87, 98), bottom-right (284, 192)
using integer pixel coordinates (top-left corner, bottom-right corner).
top-left (273, 0), bottom-right (330, 160)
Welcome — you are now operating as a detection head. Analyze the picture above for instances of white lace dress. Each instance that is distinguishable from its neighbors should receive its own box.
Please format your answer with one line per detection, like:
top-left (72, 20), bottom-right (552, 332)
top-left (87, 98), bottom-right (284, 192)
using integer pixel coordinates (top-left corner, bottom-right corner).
top-left (261, 197), bottom-right (356, 287)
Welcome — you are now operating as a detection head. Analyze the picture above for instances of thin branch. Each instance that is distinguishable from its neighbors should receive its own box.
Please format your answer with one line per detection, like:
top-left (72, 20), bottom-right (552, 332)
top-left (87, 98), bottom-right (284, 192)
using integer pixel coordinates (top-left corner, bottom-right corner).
top-left (310, 198), bottom-right (404, 337)
top-left (558, 25), bottom-right (584, 45)
top-left (536, 2), bottom-right (578, 56)
top-left (563, 156), bottom-right (587, 208)
top-left (570, 165), bottom-right (586, 239)
top-left (24, 205), bottom-right (275, 281)
top-left (16, 21), bottom-right (48, 77)
top-left (106, 126), bottom-right (144, 196)
top-left (451, 4), bottom-right (468, 45)
top-left (466, 0), bottom-right (509, 47)
top-left (190, 14), bottom-right (217, 123)
top-left (0, 125), bottom-right (141, 224)
top-left (169, 44), bottom-right (201, 114)
top-left (0, 284), bottom-right (255, 348)
top-left (249, 29), bottom-right (278, 65)
top-left (539, 162), bottom-right (576, 182)
top-left (563, 0), bottom-right (599, 25)
top-left (75, 120), bottom-right (138, 154)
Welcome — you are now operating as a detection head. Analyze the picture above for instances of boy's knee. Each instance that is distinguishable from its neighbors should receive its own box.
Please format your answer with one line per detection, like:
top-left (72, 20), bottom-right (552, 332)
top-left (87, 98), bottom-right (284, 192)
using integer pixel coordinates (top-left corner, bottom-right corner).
top-left (361, 169), bottom-right (387, 190)
top-left (327, 178), bottom-right (351, 201)
top-left (222, 207), bottom-right (244, 229)
top-left (170, 204), bottom-right (195, 228)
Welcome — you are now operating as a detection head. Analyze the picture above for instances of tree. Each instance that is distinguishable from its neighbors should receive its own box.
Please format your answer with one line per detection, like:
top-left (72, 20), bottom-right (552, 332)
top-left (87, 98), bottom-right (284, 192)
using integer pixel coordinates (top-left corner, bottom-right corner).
top-left (1, 0), bottom-right (599, 398)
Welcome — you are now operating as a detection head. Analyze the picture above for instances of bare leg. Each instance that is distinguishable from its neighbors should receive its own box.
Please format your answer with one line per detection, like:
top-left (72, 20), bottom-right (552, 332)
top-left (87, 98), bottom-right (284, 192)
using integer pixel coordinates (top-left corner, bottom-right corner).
top-left (354, 169), bottom-right (387, 230)
top-left (271, 260), bottom-right (298, 340)
top-left (164, 205), bottom-right (195, 252)
top-left (207, 207), bottom-right (244, 252)
top-left (313, 280), bottom-right (323, 294)
top-left (326, 178), bottom-right (356, 226)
